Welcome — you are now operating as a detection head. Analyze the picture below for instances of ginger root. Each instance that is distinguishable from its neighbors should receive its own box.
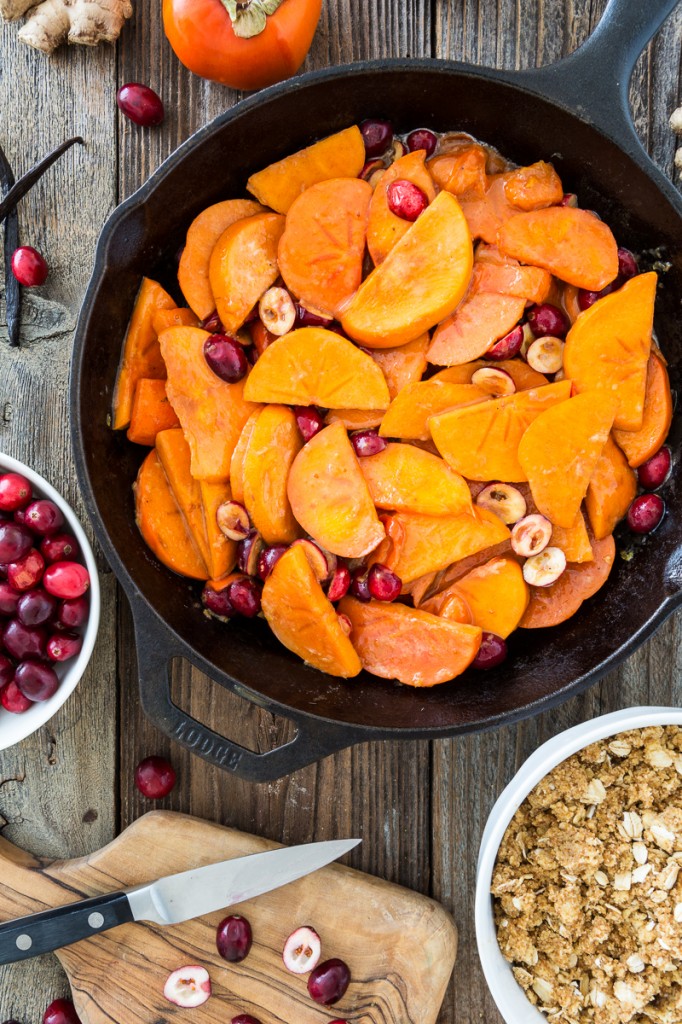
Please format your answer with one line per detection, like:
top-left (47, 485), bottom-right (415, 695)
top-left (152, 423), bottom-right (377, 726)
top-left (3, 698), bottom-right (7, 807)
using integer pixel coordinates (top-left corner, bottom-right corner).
top-left (0, 0), bottom-right (132, 52)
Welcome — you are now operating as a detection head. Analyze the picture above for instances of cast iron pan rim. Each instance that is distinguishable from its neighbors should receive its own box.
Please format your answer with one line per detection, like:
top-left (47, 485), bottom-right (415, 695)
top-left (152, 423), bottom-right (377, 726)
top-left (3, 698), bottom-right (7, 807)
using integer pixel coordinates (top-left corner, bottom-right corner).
top-left (71, 57), bottom-right (682, 742)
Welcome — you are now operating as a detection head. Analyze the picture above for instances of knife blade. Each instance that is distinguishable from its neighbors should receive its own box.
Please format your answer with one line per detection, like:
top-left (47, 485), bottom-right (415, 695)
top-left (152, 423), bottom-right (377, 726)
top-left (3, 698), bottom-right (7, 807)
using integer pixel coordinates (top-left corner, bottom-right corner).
top-left (0, 837), bottom-right (360, 965)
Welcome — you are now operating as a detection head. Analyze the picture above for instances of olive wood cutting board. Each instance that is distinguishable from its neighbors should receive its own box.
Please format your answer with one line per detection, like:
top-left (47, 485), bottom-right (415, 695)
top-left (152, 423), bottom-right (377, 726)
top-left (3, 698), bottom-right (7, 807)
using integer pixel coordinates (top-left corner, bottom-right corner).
top-left (0, 811), bottom-right (457, 1024)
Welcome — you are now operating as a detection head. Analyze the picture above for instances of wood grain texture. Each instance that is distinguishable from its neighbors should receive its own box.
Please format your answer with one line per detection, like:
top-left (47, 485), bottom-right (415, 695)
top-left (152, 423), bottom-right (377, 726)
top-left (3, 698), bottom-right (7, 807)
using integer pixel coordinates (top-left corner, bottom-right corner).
top-left (0, 811), bottom-right (457, 1024)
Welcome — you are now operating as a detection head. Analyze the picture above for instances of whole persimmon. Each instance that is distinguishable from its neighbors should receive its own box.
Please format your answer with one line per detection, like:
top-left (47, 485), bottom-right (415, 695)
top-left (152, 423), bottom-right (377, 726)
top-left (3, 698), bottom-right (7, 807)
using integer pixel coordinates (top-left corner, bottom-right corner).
top-left (163, 0), bottom-right (322, 91)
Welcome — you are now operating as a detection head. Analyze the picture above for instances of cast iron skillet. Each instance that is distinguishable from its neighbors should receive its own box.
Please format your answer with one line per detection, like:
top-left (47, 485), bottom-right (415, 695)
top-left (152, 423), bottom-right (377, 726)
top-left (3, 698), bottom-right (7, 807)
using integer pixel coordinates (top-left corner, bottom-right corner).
top-left (72, 0), bottom-right (682, 781)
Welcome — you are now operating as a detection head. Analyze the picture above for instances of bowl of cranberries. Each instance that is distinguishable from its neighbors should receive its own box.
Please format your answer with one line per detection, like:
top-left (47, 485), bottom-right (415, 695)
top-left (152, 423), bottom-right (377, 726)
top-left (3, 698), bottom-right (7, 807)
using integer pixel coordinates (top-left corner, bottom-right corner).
top-left (0, 453), bottom-right (100, 750)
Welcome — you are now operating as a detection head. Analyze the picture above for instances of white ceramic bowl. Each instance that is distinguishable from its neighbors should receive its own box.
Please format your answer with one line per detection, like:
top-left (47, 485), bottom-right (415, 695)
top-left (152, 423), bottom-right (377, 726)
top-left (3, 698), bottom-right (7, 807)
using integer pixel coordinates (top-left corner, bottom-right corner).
top-left (475, 706), bottom-right (682, 1024)
top-left (0, 452), bottom-right (100, 750)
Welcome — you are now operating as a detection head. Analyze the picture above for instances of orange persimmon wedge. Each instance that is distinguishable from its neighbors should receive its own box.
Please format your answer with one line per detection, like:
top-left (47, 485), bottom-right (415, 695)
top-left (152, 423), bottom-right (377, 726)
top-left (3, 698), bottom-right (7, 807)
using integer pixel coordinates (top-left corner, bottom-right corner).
top-left (563, 273), bottom-right (656, 431)
top-left (199, 478), bottom-right (237, 581)
top-left (379, 381), bottom-right (488, 441)
top-left (155, 428), bottom-right (211, 570)
top-left (278, 178), bottom-right (372, 318)
top-left (419, 587), bottom-right (474, 625)
top-left (503, 161), bottom-right (563, 211)
top-left (549, 512), bottom-right (594, 564)
top-left (585, 436), bottom-right (638, 540)
top-left (127, 379), bottom-right (180, 446)
top-left (423, 557), bottom-right (528, 639)
top-left (338, 597), bottom-right (482, 687)
top-left (517, 392), bottom-right (617, 528)
top-left (178, 199), bottom-right (265, 320)
top-left (367, 150), bottom-right (436, 265)
top-left (242, 405), bottom-right (303, 545)
top-left (209, 212), bottom-right (285, 334)
top-left (243, 328), bottom-right (390, 409)
top-left (262, 544), bottom-right (361, 678)
top-left (520, 534), bottom-right (616, 629)
top-left (246, 126), bottom-right (366, 215)
top-left (341, 190), bottom-right (474, 348)
top-left (159, 326), bottom-right (258, 482)
top-left (472, 244), bottom-right (552, 304)
top-left (326, 409), bottom-right (385, 431)
top-left (428, 143), bottom-right (488, 195)
top-left (287, 421), bottom-right (385, 558)
top-left (433, 359), bottom-right (548, 391)
top-left (428, 290), bottom-right (526, 366)
top-left (372, 333), bottom-right (429, 399)
top-left (151, 307), bottom-right (200, 334)
top-left (429, 380), bottom-right (572, 482)
top-left (229, 408), bottom-right (263, 504)
top-left (497, 207), bottom-right (619, 290)
top-left (613, 352), bottom-right (672, 467)
top-left (457, 173), bottom-right (517, 244)
top-left (134, 450), bottom-right (208, 580)
top-left (360, 443), bottom-right (472, 517)
top-left (112, 277), bottom-right (176, 430)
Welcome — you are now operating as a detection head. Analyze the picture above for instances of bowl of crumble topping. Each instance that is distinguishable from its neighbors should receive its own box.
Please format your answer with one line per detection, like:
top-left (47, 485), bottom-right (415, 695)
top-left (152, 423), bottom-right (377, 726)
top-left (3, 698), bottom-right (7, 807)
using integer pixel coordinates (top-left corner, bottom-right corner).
top-left (476, 707), bottom-right (682, 1024)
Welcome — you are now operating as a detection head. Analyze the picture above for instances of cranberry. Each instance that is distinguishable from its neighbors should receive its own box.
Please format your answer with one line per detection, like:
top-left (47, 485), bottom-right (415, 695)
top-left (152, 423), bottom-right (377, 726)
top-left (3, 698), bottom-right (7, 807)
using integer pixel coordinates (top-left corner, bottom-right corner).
top-left (17, 589), bottom-right (56, 627)
top-left (293, 405), bottom-right (325, 443)
top-left (0, 581), bottom-right (19, 616)
top-left (227, 577), bottom-right (262, 617)
top-left (257, 544), bottom-right (288, 581)
top-left (13, 508), bottom-right (27, 525)
top-left (0, 472), bottom-right (32, 511)
top-left (638, 447), bottom-right (671, 490)
top-left (56, 596), bottom-right (89, 630)
top-left (41, 533), bottom-right (79, 563)
top-left (282, 925), bottom-right (321, 974)
top-left (472, 632), bottom-right (508, 670)
top-left (294, 304), bottom-right (332, 328)
top-left (360, 118), bottom-right (393, 158)
top-left (43, 999), bottom-right (81, 1024)
top-left (116, 82), bottom-right (164, 127)
top-left (47, 632), bottom-right (82, 662)
top-left (526, 303), bottom-right (569, 339)
top-left (1, 680), bottom-right (32, 714)
top-left (327, 564), bottom-right (351, 602)
top-left (134, 755), bottom-right (176, 798)
top-left (11, 246), bottom-right (48, 287)
top-left (386, 179), bottom-right (428, 221)
top-left (617, 247), bottom-right (638, 279)
top-left (405, 128), bottom-right (438, 156)
top-left (577, 281), bottom-right (618, 310)
top-left (231, 1017), bottom-right (262, 1024)
top-left (350, 429), bottom-right (386, 458)
top-left (15, 660), bottom-right (59, 701)
top-left (367, 563), bottom-right (401, 601)
top-left (43, 561), bottom-right (90, 599)
top-left (350, 568), bottom-right (371, 602)
top-left (7, 548), bottom-right (45, 591)
top-left (201, 584), bottom-right (235, 621)
top-left (3, 620), bottom-right (47, 660)
top-left (200, 310), bottom-right (223, 333)
top-left (204, 334), bottom-right (248, 383)
top-left (0, 522), bottom-right (33, 563)
top-left (237, 532), bottom-right (264, 575)
top-left (0, 654), bottom-right (14, 687)
top-left (627, 493), bottom-right (665, 534)
top-left (24, 499), bottom-right (64, 536)
top-left (486, 324), bottom-right (524, 361)
top-left (216, 914), bottom-right (252, 962)
top-left (559, 193), bottom-right (578, 207)
top-left (307, 958), bottom-right (351, 1005)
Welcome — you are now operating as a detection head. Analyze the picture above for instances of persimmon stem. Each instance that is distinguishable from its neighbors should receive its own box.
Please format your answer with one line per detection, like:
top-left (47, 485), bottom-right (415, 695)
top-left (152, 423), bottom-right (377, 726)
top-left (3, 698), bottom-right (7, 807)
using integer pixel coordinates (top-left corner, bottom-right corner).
top-left (220, 0), bottom-right (284, 38)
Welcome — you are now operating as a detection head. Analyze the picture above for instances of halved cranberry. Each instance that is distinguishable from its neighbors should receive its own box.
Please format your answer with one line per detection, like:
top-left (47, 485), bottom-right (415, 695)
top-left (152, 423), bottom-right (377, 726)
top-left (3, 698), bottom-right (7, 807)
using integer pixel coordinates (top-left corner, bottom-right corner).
top-left (282, 925), bottom-right (321, 974)
top-left (307, 958), bottom-right (351, 1005)
top-left (350, 568), bottom-right (371, 602)
top-left (43, 998), bottom-right (82, 1024)
top-left (204, 334), bottom-right (248, 383)
top-left (617, 247), bottom-right (638, 279)
top-left (200, 310), bottom-right (223, 333)
top-left (0, 472), bottom-right (32, 511)
top-left (56, 596), bottom-right (89, 629)
top-left (15, 660), bottom-right (59, 701)
top-left (7, 548), bottom-right (45, 591)
top-left (227, 577), bottom-right (262, 617)
top-left (350, 429), bottom-right (386, 458)
top-left (216, 914), bottom-right (252, 962)
top-left (386, 179), bottom-right (428, 221)
top-left (134, 755), bottom-right (176, 798)
top-left (360, 118), bottom-right (393, 158)
top-left (637, 447), bottom-right (671, 490)
top-left (237, 532), bottom-right (264, 576)
top-left (293, 405), bottom-right (325, 443)
top-left (526, 303), bottom-right (569, 339)
top-left (202, 584), bottom-right (236, 621)
top-left (1, 680), bottom-right (32, 714)
top-left (405, 128), bottom-right (438, 156)
top-left (24, 499), bottom-right (64, 536)
top-left (486, 324), bottom-right (524, 361)
top-left (327, 564), bottom-right (351, 602)
top-left (17, 588), bottom-right (57, 627)
top-left (11, 246), bottom-right (48, 287)
top-left (0, 581), bottom-right (19, 616)
top-left (472, 632), bottom-right (508, 670)
top-left (295, 304), bottom-right (332, 328)
top-left (257, 544), bottom-right (288, 581)
top-left (627, 494), bottom-right (665, 534)
top-left (559, 193), bottom-right (578, 207)
top-left (3, 620), bottom-right (47, 660)
top-left (116, 82), bottom-right (164, 127)
top-left (0, 522), bottom-right (33, 563)
top-left (0, 654), bottom-right (15, 687)
top-left (41, 533), bottom-right (79, 563)
top-left (163, 966), bottom-right (211, 1008)
top-left (47, 632), bottom-right (83, 662)
top-left (368, 563), bottom-right (401, 601)
top-left (43, 561), bottom-right (90, 599)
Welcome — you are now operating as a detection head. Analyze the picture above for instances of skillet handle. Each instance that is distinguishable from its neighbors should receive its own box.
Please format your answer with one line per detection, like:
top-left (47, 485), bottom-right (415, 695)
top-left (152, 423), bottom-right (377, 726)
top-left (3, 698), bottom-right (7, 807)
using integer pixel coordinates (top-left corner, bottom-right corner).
top-left (513, 0), bottom-right (678, 153)
top-left (131, 600), bottom-right (360, 782)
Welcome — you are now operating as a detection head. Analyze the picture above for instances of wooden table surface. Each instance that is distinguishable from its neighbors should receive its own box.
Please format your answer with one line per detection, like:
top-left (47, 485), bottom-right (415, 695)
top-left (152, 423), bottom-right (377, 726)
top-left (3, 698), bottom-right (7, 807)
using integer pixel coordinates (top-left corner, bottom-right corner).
top-left (1, 1), bottom-right (682, 1021)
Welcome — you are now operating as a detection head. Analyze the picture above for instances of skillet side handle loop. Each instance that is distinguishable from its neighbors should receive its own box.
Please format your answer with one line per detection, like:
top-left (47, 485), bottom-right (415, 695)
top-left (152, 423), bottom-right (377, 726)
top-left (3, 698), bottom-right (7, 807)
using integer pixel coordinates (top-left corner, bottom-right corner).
top-left (516, 0), bottom-right (678, 152)
top-left (131, 601), bottom-right (359, 782)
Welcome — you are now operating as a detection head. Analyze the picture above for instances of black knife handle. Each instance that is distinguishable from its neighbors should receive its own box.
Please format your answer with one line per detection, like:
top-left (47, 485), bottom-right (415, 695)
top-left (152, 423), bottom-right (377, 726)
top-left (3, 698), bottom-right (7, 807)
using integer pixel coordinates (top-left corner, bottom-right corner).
top-left (0, 891), bottom-right (133, 964)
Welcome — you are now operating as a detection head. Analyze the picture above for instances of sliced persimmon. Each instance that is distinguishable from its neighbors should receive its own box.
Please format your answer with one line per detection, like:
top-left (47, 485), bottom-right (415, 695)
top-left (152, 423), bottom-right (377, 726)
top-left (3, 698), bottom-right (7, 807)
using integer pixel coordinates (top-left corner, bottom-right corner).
top-left (457, 173), bottom-right (517, 243)
top-left (287, 420), bottom-right (385, 558)
top-left (178, 199), bottom-right (265, 319)
top-left (428, 143), bottom-right (488, 195)
top-left (151, 307), bottom-right (200, 334)
top-left (134, 451), bottom-right (208, 580)
top-left (341, 191), bottom-right (474, 348)
top-left (242, 405), bottom-right (303, 545)
top-left (613, 352), bottom-right (672, 467)
top-left (127, 379), bottom-right (180, 446)
top-left (243, 328), bottom-right (390, 409)
top-left (497, 207), bottom-right (619, 290)
top-left (520, 534), bottom-right (616, 628)
top-left (262, 545), bottom-right (361, 678)
top-left (410, 536), bottom-right (514, 606)
top-left (338, 597), bottom-right (481, 687)
top-left (550, 512), bottom-right (594, 564)
top-left (379, 381), bottom-right (488, 441)
top-left (209, 212), bottom-right (285, 334)
top-left (159, 326), bottom-right (258, 482)
top-left (424, 557), bottom-right (528, 638)
top-left (433, 359), bottom-right (548, 391)
top-left (372, 333), bottom-right (429, 400)
top-left (229, 408), bottom-right (263, 504)
top-left (199, 479), bottom-right (237, 581)
top-left (112, 277), bottom-right (175, 430)
top-left (420, 587), bottom-right (474, 625)
top-left (563, 273), bottom-right (656, 431)
top-left (326, 409), bottom-right (385, 430)
top-left (360, 443), bottom-right (472, 517)
top-left (585, 436), bottom-right (638, 540)
top-left (503, 161), bottom-right (563, 211)
top-left (429, 380), bottom-right (572, 482)
top-left (155, 427), bottom-right (211, 569)
top-left (367, 150), bottom-right (436, 265)
top-left (472, 245), bottom-right (552, 304)
top-left (428, 290), bottom-right (526, 366)
top-left (246, 126), bottom-right (366, 215)
top-left (517, 392), bottom-right (617, 528)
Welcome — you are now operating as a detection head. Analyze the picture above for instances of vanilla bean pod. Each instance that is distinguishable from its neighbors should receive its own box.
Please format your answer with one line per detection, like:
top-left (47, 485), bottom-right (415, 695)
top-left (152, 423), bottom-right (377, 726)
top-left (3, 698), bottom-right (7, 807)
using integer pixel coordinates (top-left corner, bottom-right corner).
top-left (0, 143), bottom-right (20, 347)
top-left (0, 136), bottom-right (84, 225)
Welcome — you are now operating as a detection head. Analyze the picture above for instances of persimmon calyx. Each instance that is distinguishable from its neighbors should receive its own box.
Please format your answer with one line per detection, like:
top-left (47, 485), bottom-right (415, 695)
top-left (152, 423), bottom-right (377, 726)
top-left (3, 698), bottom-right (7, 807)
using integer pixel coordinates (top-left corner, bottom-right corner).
top-left (221, 0), bottom-right (284, 38)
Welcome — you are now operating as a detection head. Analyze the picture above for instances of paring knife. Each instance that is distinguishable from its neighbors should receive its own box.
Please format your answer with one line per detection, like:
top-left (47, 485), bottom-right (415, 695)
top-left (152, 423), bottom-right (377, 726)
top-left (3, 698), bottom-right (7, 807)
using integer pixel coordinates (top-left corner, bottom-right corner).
top-left (0, 837), bottom-right (360, 965)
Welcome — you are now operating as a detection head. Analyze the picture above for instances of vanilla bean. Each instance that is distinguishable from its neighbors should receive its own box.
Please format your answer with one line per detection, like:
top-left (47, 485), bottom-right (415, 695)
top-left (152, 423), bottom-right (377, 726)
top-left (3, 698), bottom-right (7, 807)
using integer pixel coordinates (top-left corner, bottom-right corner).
top-left (0, 143), bottom-right (20, 347)
top-left (0, 136), bottom-right (84, 225)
